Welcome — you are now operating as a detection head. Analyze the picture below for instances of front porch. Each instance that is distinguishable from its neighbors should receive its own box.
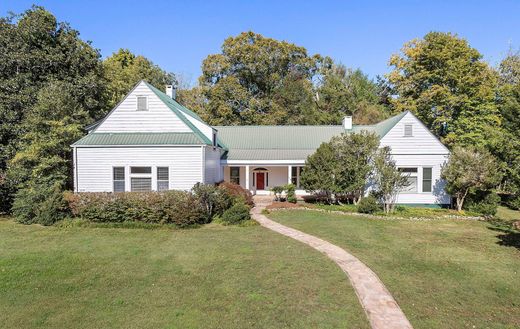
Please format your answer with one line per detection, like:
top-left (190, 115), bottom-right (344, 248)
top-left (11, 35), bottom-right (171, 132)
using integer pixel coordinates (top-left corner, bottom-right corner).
top-left (222, 165), bottom-right (306, 195)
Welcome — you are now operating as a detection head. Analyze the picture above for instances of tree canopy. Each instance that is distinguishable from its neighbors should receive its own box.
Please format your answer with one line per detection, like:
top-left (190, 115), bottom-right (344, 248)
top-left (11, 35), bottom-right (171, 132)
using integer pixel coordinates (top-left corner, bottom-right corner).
top-left (0, 6), bottom-right (105, 213)
top-left (102, 49), bottom-right (176, 111)
top-left (387, 32), bottom-right (501, 148)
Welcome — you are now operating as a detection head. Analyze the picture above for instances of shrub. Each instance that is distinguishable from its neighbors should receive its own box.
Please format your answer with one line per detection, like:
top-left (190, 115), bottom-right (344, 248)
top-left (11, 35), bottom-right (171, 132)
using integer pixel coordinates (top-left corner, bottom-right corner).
top-left (506, 195), bottom-right (520, 210)
top-left (357, 195), bottom-right (381, 214)
top-left (285, 184), bottom-right (297, 203)
top-left (271, 186), bottom-right (285, 201)
top-left (63, 191), bottom-right (206, 227)
top-left (13, 182), bottom-right (67, 225)
top-left (192, 183), bottom-right (233, 222)
top-left (217, 181), bottom-right (254, 206)
top-left (221, 202), bottom-right (251, 224)
top-left (464, 190), bottom-right (500, 216)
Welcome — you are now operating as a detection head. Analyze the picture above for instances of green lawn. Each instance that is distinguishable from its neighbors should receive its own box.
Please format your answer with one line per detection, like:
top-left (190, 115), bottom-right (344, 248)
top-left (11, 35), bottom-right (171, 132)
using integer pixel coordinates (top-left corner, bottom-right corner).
top-left (268, 209), bottom-right (520, 329)
top-left (0, 218), bottom-right (369, 329)
top-left (497, 206), bottom-right (520, 221)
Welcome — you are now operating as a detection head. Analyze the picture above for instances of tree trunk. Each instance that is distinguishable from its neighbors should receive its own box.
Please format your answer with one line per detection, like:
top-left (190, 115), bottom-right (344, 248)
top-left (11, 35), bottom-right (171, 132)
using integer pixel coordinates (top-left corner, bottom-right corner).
top-left (456, 190), bottom-right (468, 212)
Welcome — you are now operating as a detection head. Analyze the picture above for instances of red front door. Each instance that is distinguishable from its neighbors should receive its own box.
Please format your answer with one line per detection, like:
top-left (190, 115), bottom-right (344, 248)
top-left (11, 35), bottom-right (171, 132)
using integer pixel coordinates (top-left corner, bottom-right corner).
top-left (256, 172), bottom-right (265, 190)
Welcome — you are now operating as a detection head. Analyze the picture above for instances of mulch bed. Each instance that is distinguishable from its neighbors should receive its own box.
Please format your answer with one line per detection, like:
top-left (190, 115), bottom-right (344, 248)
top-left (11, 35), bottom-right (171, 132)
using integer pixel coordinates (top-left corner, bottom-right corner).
top-left (265, 201), bottom-right (303, 210)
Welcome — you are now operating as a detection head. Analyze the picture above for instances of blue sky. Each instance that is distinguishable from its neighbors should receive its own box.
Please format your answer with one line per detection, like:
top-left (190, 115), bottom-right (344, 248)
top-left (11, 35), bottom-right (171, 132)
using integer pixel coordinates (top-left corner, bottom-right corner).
top-left (4, 1), bottom-right (520, 86)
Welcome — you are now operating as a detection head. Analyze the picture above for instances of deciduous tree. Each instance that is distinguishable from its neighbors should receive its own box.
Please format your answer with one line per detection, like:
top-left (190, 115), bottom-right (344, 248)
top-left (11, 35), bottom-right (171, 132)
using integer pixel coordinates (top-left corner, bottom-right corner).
top-left (441, 147), bottom-right (502, 211)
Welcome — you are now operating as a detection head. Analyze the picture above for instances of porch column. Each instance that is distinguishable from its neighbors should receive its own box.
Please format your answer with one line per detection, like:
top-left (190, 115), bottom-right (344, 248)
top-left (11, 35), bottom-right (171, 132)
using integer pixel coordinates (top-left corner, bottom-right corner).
top-left (287, 165), bottom-right (292, 184)
top-left (245, 165), bottom-right (250, 190)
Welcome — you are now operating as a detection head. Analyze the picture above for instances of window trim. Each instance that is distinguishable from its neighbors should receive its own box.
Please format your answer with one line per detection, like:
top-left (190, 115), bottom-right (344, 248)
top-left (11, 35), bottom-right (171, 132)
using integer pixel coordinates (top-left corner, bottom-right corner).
top-left (230, 167), bottom-right (240, 185)
top-left (113, 166), bottom-right (125, 192)
top-left (157, 166), bottom-right (169, 191)
top-left (422, 167), bottom-right (433, 193)
top-left (404, 124), bottom-right (413, 137)
top-left (129, 166), bottom-right (152, 192)
top-left (398, 167), bottom-right (418, 194)
top-left (137, 95), bottom-right (148, 111)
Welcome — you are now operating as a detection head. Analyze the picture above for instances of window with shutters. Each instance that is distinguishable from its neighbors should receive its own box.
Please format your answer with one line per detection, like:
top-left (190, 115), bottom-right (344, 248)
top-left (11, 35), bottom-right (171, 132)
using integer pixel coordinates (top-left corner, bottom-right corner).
top-left (404, 124), bottom-right (413, 137)
top-left (422, 167), bottom-right (432, 192)
top-left (137, 96), bottom-right (148, 111)
top-left (113, 167), bottom-right (125, 192)
top-left (157, 167), bottom-right (169, 191)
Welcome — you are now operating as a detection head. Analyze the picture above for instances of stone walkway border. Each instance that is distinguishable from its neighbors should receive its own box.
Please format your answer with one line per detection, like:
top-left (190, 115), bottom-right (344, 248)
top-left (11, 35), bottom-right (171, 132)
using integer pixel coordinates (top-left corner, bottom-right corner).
top-left (251, 199), bottom-right (413, 329)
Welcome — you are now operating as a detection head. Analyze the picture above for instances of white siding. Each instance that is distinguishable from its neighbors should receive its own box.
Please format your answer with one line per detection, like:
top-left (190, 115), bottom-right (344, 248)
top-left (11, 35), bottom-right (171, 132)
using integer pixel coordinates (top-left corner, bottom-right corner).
top-left (75, 146), bottom-right (203, 192)
top-left (95, 81), bottom-right (191, 133)
top-left (204, 146), bottom-right (222, 184)
top-left (181, 112), bottom-right (215, 143)
top-left (391, 154), bottom-right (450, 205)
top-left (381, 112), bottom-right (449, 155)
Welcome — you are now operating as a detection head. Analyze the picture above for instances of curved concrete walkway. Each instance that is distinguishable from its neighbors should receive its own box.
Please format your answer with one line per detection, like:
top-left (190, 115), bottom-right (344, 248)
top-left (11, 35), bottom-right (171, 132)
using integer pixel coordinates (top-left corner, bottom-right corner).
top-left (251, 198), bottom-right (413, 329)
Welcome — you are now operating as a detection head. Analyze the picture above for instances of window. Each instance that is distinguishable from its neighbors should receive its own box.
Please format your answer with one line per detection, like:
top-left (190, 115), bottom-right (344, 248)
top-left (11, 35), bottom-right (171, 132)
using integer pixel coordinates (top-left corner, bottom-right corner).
top-left (399, 167), bottom-right (418, 193)
top-left (291, 166), bottom-right (303, 188)
top-left (422, 167), bottom-right (432, 192)
top-left (157, 167), bottom-right (169, 191)
top-left (131, 178), bottom-right (152, 192)
top-left (113, 167), bottom-right (125, 192)
top-left (130, 166), bottom-right (152, 192)
top-left (131, 167), bottom-right (152, 174)
top-left (404, 124), bottom-right (413, 137)
top-left (230, 167), bottom-right (240, 184)
top-left (137, 96), bottom-right (148, 111)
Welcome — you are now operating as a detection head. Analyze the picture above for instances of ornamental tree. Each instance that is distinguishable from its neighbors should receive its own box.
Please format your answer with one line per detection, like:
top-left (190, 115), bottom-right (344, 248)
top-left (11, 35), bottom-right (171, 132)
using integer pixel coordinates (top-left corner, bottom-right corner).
top-left (441, 147), bottom-right (502, 211)
top-left (371, 147), bottom-right (409, 213)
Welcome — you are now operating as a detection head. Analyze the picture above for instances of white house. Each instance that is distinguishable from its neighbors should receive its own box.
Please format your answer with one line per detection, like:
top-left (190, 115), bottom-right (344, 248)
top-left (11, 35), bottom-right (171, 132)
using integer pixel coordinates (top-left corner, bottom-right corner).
top-left (72, 80), bottom-right (451, 206)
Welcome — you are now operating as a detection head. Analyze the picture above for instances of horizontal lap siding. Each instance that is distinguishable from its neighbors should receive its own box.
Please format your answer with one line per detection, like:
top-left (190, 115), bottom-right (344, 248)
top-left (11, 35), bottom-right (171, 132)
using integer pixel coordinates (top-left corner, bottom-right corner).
top-left (76, 147), bottom-right (203, 192)
top-left (95, 82), bottom-right (191, 133)
top-left (392, 154), bottom-right (450, 204)
top-left (204, 147), bottom-right (222, 184)
top-left (381, 112), bottom-right (449, 155)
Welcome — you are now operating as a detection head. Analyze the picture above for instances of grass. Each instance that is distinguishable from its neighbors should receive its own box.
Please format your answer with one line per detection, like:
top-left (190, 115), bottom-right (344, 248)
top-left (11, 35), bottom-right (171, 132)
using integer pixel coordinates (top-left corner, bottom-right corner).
top-left (268, 209), bottom-right (520, 329)
top-left (306, 202), bottom-right (481, 218)
top-left (496, 206), bottom-right (520, 221)
top-left (0, 217), bottom-right (369, 329)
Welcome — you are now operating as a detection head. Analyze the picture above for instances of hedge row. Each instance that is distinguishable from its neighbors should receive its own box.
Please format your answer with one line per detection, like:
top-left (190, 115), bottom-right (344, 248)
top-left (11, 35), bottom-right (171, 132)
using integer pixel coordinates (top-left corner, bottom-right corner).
top-left (63, 182), bottom-right (253, 227)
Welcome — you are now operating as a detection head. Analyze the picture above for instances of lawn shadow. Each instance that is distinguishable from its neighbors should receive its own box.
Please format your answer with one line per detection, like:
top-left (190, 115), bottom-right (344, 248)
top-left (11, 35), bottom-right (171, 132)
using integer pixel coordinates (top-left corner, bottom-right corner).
top-left (487, 221), bottom-right (520, 251)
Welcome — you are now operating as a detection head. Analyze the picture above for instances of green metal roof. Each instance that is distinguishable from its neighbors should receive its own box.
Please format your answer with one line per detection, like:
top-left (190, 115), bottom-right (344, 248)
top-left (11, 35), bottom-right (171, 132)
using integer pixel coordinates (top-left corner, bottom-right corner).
top-left (215, 112), bottom-right (409, 161)
top-left (72, 132), bottom-right (204, 146)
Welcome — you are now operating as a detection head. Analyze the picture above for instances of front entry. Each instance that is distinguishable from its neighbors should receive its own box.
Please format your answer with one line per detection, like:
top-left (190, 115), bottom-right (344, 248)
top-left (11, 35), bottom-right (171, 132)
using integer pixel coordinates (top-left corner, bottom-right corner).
top-left (256, 172), bottom-right (265, 190)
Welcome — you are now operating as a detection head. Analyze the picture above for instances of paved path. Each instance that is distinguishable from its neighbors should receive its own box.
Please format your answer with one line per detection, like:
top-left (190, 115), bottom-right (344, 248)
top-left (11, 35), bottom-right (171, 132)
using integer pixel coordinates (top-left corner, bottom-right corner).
top-left (251, 197), bottom-right (413, 329)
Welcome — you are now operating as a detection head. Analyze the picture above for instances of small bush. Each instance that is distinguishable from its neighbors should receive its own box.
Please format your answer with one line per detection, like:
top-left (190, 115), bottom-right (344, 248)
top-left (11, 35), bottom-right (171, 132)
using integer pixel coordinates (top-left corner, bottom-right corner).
top-left (271, 186), bottom-right (285, 201)
top-left (218, 181), bottom-right (254, 206)
top-left (464, 190), bottom-right (500, 216)
top-left (221, 202), bottom-right (251, 224)
top-left (357, 196), bottom-right (381, 214)
top-left (285, 184), bottom-right (297, 203)
top-left (506, 195), bottom-right (520, 210)
top-left (64, 190), bottom-right (206, 228)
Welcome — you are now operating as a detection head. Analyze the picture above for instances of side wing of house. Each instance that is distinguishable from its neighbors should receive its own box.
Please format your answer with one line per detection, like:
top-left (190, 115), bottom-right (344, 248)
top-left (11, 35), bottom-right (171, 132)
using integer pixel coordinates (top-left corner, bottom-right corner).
top-left (380, 111), bottom-right (451, 206)
top-left (72, 81), bottom-right (222, 193)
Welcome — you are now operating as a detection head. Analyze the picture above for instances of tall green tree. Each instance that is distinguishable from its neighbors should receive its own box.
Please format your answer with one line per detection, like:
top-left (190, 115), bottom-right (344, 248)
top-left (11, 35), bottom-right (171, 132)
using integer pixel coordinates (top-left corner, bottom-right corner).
top-left (495, 51), bottom-right (520, 202)
top-left (300, 142), bottom-right (340, 203)
top-left (387, 32), bottom-right (501, 148)
top-left (198, 31), bottom-right (324, 125)
top-left (103, 48), bottom-right (176, 111)
top-left (0, 6), bottom-right (105, 212)
top-left (316, 64), bottom-right (388, 124)
top-left (329, 131), bottom-right (380, 203)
